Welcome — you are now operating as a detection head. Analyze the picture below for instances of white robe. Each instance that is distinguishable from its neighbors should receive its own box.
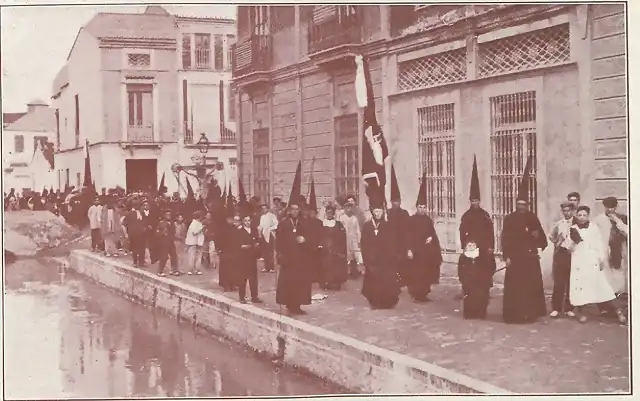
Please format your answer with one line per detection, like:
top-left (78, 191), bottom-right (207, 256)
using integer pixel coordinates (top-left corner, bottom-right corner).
top-left (569, 223), bottom-right (617, 307)
top-left (593, 213), bottom-right (629, 294)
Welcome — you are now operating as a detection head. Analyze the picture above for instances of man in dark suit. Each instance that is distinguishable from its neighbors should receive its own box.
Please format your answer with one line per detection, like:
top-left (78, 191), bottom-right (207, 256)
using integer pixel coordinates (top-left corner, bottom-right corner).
top-left (234, 214), bottom-right (263, 304)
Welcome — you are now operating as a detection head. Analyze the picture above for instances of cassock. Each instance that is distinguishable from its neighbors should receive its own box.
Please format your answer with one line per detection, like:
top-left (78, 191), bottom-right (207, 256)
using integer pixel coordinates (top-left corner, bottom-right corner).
top-left (217, 221), bottom-right (238, 291)
top-left (406, 213), bottom-right (443, 301)
top-left (458, 247), bottom-right (494, 319)
top-left (501, 210), bottom-right (548, 323)
top-left (305, 216), bottom-right (324, 283)
top-left (361, 218), bottom-right (400, 309)
top-left (386, 207), bottom-right (411, 284)
top-left (320, 219), bottom-right (349, 289)
top-left (275, 217), bottom-right (313, 308)
top-left (459, 207), bottom-right (496, 274)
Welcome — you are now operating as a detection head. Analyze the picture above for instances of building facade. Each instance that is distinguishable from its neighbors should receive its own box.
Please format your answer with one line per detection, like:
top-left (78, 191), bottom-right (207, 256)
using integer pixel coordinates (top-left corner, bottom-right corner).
top-left (232, 4), bottom-right (627, 254)
top-left (2, 99), bottom-right (57, 193)
top-left (52, 6), bottom-right (237, 196)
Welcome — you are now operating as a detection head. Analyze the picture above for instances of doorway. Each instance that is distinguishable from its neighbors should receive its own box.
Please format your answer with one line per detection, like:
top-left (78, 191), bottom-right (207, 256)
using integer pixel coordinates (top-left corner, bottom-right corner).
top-left (125, 159), bottom-right (157, 193)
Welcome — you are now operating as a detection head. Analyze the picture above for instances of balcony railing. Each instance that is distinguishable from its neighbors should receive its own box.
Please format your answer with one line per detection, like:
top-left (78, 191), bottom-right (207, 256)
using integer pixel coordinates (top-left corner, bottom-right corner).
top-left (221, 127), bottom-right (236, 144)
top-left (195, 47), bottom-right (211, 69)
top-left (232, 35), bottom-right (272, 77)
top-left (308, 12), bottom-right (361, 54)
top-left (128, 126), bottom-right (154, 142)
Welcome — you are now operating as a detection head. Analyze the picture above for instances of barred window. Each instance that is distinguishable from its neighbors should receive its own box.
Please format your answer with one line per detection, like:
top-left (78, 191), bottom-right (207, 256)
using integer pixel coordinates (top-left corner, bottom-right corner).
top-left (128, 53), bottom-right (151, 69)
top-left (398, 48), bottom-right (466, 92)
top-left (182, 34), bottom-right (191, 70)
top-left (214, 34), bottom-right (224, 71)
top-left (253, 128), bottom-right (270, 203)
top-left (490, 91), bottom-right (537, 254)
top-left (417, 103), bottom-right (456, 252)
top-left (195, 34), bottom-right (211, 69)
top-left (478, 24), bottom-right (570, 78)
top-left (334, 114), bottom-right (359, 199)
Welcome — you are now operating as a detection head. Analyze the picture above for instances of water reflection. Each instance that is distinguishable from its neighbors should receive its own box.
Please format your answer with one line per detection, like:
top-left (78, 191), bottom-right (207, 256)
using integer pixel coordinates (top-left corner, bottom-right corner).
top-left (5, 259), bottom-right (347, 399)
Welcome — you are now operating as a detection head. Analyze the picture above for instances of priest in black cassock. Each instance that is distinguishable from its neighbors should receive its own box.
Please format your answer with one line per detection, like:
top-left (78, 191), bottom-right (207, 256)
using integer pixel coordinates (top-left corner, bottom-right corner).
top-left (386, 163), bottom-right (411, 287)
top-left (275, 162), bottom-right (313, 315)
top-left (406, 172), bottom-right (443, 303)
top-left (319, 203), bottom-right (349, 290)
top-left (304, 180), bottom-right (324, 284)
top-left (501, 156), bottom-right (548, 324)
top-left (361, 190), bottom-right (401, 309)
top-left (459, 156), bottom-right (496, 278)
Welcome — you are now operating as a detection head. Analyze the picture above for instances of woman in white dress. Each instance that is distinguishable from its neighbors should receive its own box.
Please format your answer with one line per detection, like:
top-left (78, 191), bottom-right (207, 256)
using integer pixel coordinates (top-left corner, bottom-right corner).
top-left (569, 206), bottom-right (626, 324)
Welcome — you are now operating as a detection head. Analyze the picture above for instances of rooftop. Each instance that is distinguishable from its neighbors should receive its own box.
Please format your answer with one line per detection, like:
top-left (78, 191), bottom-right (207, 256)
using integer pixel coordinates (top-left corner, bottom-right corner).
top-left (84, 7), bottom-right (176, 40)
top-left (4, 107), bottom-right (57, 133)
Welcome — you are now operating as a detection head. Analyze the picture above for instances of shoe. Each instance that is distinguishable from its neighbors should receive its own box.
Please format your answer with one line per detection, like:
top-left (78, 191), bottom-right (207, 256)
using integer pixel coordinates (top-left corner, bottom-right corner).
top-left (187, 271), bottom-right (193, 275)
top-left (195, 270), bottom-right (203, 276)
top-left (240, 298), bottom-right (248, 304)
top-left (157, 273), bottom-right (167, 277)
top-left (565, 310), bottom-right (576, 318)
top-left (616, 310), bottom-right (627, 325)
top-left (549, 310), bottom-right (559, 318)
top-left (251, 298), bottom-right (264, 304)
top-left (578, 315), bottom-right (588, 324)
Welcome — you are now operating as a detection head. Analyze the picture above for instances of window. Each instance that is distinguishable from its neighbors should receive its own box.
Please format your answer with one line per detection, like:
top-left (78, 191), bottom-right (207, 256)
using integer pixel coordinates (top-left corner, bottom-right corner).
top-left (214, 34), bottom-right (224, 71)
top-left (127, 84), bottom-right (154, 142)
top-left (417, 103), bottom-right (456, 251)
top-left (127, 53), bottom-right (151, 69)
top-left (226, 34), bottom-right (235, 70)
top-left (58, 170), bottom-right (61, 190)
top-left (195, 34), bottom-right (211, 69)
top-left (398, 48), bottom-right (467, 92)
top-left (253, 128), bottom-right (270, 204)
top-left (229, 158), bottom-right (237, 169)
top-left (182, 34), bottom-right (192, 69)
top-left (76, 172), bottom-right (81, 189)
top-left (34, 136), bottom-right (48, 151)
top-left (271, 6), bottom-right (294, 33)
top-left (74, 94), bottom-right (80, 148)
top-left (14, 135), bottom-right (24, 153)
top-left (490, 91), bottom-right (537, 254)
top-left (334, 114), bottom-right (359, 199)
top-left (55, 109), bottom-right (60, 149)
top-left (251, 6), bottom-right (270, 35)
top-left (66, 168), bottom-right (70, 188)
top-left (228, 84), bottom-right (236, 120)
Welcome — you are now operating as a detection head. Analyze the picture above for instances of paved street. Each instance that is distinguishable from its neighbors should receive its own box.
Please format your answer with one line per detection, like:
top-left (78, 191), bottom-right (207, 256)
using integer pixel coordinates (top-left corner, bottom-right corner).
top-left (106, 251), bottom-right (630, 395)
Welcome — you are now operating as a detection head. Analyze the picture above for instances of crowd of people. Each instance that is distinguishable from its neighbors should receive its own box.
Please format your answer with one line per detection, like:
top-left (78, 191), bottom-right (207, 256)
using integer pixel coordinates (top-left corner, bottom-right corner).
top-left (3, 158), bottom-right (629, 324)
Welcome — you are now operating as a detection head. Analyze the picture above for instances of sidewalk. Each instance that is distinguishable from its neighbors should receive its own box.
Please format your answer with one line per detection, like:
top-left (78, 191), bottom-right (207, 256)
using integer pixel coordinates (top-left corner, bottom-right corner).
top-left (102, 254), bottom-right (630, 394)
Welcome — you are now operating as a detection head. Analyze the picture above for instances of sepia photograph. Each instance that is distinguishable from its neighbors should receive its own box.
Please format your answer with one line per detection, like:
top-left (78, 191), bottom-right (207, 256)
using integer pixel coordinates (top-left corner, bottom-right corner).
top-left (1, 1), bottom-right (632, 399)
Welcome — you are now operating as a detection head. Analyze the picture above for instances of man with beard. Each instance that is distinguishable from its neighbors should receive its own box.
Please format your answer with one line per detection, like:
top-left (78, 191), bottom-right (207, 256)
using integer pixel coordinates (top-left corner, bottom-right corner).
top-left (275, 201), bottom-right (313, 315)
top-left (361, 191), bottom-right (400, 309)
top-left (501, 158), bottom-right (548, 324)
top-left (406, 172), bottom-right (443, 303)
top-left (386, 164), bottom-right (410, 287)
top-left (458, 156), bottom-right (496, 299)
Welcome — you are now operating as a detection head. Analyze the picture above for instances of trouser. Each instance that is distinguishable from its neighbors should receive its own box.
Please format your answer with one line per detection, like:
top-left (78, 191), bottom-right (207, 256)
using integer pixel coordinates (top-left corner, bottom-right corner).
top-left (158, 240), bottom-right (178, 274)
top-left (203, 240), bottom-right (218, 269)
top-left (90, 228), bottom-right (102, 250)
top-left (186, 245), bottom-right (203, 272)
top-left (129, 234), bottom-right (146, 266)
top-left (551, 248), bottom-right (573, 312)
top-left (348, 260), bottom-right (360, 278)
top-left (238, 266), bottom-right (258, 300)
top-left (145, 234), bottom-right (157, 263)
top-left (261, 238), bottom-right (275, 271)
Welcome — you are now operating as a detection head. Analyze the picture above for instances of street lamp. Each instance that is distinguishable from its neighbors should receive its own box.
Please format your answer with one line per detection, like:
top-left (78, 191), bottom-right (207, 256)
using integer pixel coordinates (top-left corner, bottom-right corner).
top-left (197, 133), bottom-right (210, 155)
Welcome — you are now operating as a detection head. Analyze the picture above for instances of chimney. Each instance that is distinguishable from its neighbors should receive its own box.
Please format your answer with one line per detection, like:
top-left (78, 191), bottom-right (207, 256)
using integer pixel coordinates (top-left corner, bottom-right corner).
top-left (27, 99), bottom-right (48, 113)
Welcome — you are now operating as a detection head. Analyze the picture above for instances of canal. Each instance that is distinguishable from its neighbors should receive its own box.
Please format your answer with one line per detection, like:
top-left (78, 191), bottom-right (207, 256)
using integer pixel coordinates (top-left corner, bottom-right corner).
top-left (4, 258), bottom-right (349, 399)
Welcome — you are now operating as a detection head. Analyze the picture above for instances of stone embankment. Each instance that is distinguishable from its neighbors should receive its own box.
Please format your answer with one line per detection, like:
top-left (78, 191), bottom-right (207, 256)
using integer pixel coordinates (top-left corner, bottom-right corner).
top-left (4, 211), bottom-right (82, 258)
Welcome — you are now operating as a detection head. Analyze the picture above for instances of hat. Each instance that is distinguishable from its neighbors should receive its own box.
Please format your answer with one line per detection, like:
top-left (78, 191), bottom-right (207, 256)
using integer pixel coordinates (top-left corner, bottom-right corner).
top-left (368, 188), bottom-right (385, 210)
top-left (516, 155), bottom-right (533, 203)
top-left (603, 196), bottom-right (618, 208)
top-left (416, 171), bottom-right (427, 207)
top-left (469, 155), bottom-right (480, 201)
top-left (390, 163), bottom-right (401, 201)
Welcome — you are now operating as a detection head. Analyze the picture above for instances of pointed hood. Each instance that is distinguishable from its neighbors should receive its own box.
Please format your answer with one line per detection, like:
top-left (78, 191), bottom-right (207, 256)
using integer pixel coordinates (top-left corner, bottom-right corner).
top-left (416, 171), bottom-right (427, 207)
top-left (158, 173), bottom-right (167, 195)
top-left (83, 139), bottom-right (93, 189)
top-left (237, 178), bottom-right (250, 216)
top-left (288, 160), bottom-right (302, 207)
top-left (517, 155), bottom-right (533, 202)
top-left (308, 179), bottom-right (317, 211)
top-left (469, 155), bottom-right (480, 201)
top-left (390, 163), bottom-right (401, 201)
top-left (368, 185), bottom-right (385, 211)
top-left (226, 184), bottom-right (234, 216)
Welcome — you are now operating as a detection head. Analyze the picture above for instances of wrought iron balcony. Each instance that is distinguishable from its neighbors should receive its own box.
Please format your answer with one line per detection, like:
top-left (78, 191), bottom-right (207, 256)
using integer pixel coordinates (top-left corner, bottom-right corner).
top-left (220, 127), bottom-right (236, 144)
top-left (308, 12), bottom-right (361, 55)
top-left (232, 35), bottom-right (272, 78)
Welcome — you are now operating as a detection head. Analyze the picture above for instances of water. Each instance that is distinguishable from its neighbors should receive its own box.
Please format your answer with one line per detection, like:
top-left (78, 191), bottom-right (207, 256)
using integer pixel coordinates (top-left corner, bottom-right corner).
top-left (4, 258), bottom-right (349, 399)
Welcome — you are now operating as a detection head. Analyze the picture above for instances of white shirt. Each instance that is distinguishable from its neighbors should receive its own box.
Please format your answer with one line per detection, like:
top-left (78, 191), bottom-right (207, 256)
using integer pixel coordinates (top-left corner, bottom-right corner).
top-left (185, 219), bottom-right (205, 246)
top-left (258, 212), bottom-right (278, 243)
top-left (88, 205), bottom-right (103, 229)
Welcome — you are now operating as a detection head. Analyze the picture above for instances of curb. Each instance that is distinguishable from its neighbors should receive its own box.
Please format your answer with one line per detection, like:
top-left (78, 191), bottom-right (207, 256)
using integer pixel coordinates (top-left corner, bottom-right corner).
top-left (69, 249), bottom-right (513, 395)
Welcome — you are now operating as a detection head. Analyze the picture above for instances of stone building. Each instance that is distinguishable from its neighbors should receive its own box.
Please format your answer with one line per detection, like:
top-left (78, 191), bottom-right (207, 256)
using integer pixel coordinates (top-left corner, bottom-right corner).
top-left (232, 4), bottom-right (627, 254)
top-left (52, 6), bottom-right (238, 195)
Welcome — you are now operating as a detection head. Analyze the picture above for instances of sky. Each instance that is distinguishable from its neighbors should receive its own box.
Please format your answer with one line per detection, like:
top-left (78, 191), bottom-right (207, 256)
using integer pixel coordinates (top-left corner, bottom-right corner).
top-left (1, 3), bottom-right (236, 113)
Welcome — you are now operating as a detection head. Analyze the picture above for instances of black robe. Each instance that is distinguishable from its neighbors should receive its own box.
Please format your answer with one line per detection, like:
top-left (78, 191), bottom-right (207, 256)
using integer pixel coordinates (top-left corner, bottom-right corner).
top-left (406, 213), bottom-right (443, 300)
top-left (320, 220), bottom-right (349, 288)
top-left (387, 207), bottom-right (411, 282)
top-left (305, 217), bottom-right (324, 283)
top-left (458, 253), bottom-right (494, 319)
top-left (275, 217), bottom-right (313, 307)
top-left (459, 207), bottom-right (497, 275)
top-left (361, 219), bottom-right (400, 309)
top-left (501, 210), bottom-right (548, 323)
top-left (217, 222), bottom-right (238, 289)
top-left (233, 226), bottom-right (260, 280)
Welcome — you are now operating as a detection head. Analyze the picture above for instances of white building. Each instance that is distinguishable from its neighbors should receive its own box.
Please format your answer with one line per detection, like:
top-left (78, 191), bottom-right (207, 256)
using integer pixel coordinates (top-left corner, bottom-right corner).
top-left (51, 6), bottom-right (238, 196)
top-left (2, 99), bottom-right (57, 194)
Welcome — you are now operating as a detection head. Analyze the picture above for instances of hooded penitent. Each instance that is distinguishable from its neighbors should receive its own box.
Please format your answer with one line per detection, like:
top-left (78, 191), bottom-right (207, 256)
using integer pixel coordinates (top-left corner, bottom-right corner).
top-left (469, 155), bottom-right (480, 201)
top-left (416, 171), bottom-right (427, 207)
top-left (390, 163), bottom-right (401, 202)
top-left (288, 160), bottom-right (302, 207)
top-left (308, 178), bottom-right (317, 212)
top-left (368, 187), bottom-right (385, 211)
top-left (517, 155), bottom-right (533, 203)
top-left (237, 178), bottom-right (250, 216)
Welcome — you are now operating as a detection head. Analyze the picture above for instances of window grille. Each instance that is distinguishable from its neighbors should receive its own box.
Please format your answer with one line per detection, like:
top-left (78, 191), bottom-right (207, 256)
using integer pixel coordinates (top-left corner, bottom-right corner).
top-left (214, 35), bottom-right (224, 71)
top-left (478, 24), bottom-right (570, 78)
top-left (195, 34), bottom-right (211, 69)
top-left (182, 34), bottom-right (191, 69)
top-left (417, 103), bottom-right (456, 252)
top-left (398, 48), bottom-right (466, 91)
top-left (253, 128), bottom-right (270, 203)
top-left (226, 34), bottom-right (235, 70)
top-left (489, 91), bottom-right (538, 254)
top-left (127, 53), bottom-right (151, 68)
top-left (334, 114), bottom-right (359, 199)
